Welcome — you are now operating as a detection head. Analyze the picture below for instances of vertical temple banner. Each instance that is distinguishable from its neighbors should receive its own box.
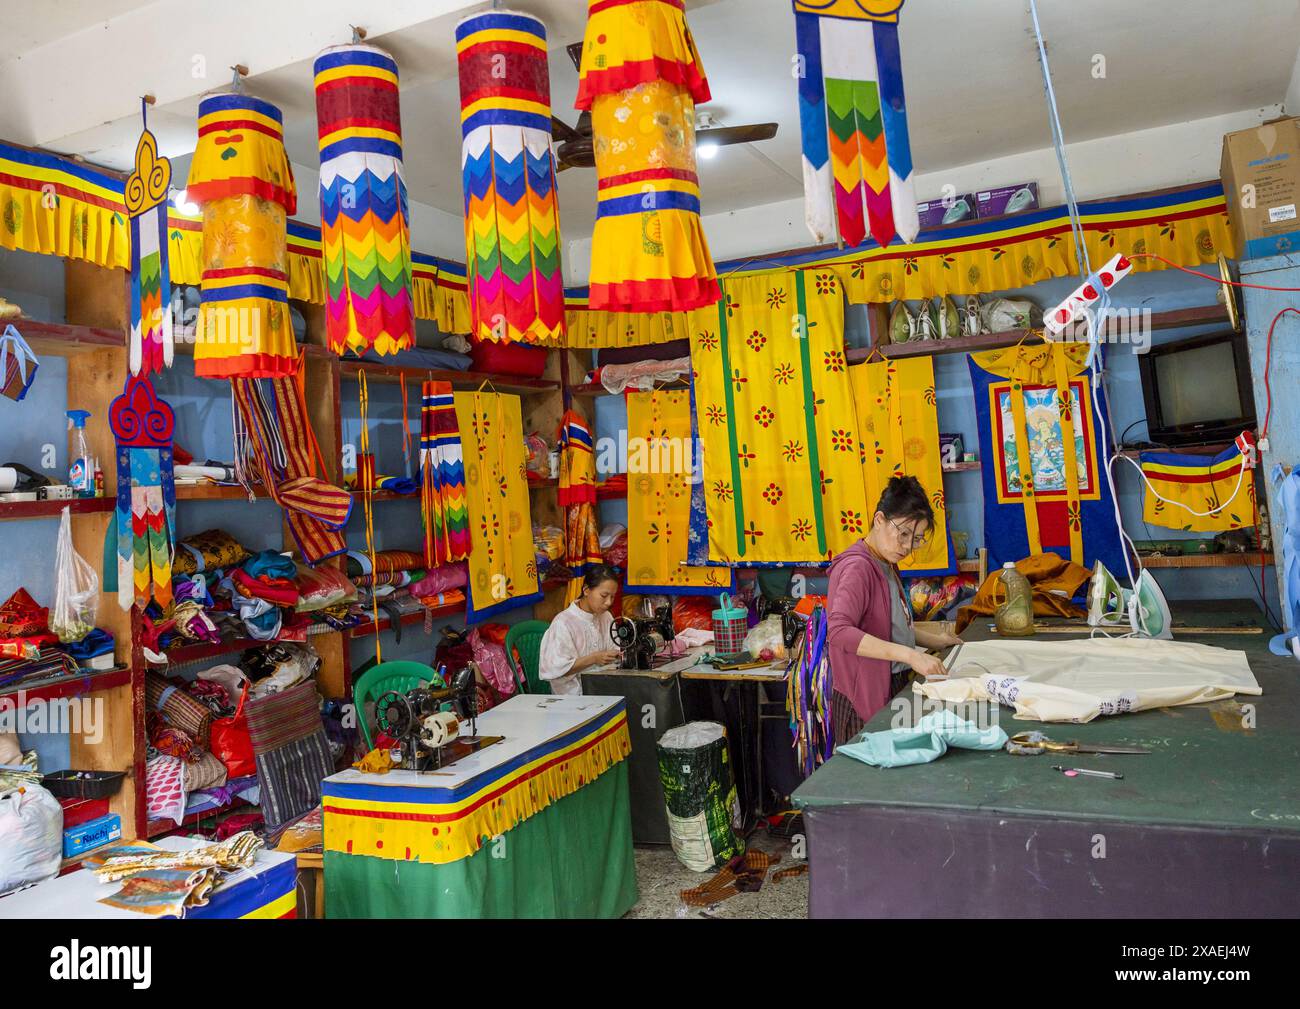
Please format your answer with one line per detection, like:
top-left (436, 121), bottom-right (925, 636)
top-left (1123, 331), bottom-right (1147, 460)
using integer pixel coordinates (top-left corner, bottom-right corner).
top-left (186, 94), bottom-right (298, 379)
top-left (124, 118), bottom-right (173, 376)
top-left (792, 0), bottom-right (917, 248)
top-left (110, 375), bottom-right (176, 611)
top-left (314, 43), bottom-right (415, 357)
top-left (456, 10), bottom-right (565, 344)
top-left (575, 0), bottom-right (720, 313)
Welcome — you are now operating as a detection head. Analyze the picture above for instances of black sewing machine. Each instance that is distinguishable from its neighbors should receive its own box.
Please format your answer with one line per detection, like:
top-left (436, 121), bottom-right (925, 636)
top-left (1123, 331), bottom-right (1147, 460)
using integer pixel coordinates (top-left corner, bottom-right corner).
top-left (757, 595), bottom-right (804, 649)
top-left (610, 606), bottom-right (676, 670)
top-left (374, 664), bottom-right (503, 772)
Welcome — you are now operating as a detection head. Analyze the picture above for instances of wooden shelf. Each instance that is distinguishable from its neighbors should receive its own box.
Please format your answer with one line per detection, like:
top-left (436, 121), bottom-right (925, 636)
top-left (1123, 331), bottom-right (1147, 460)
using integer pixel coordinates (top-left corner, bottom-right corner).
top-left (7, 317), bottom-right (123, 354)
top-left (849, 303), bottom-right (1232, 362)
top-left (596, 484), bottom-right (628, 500)
top-left (174, 483), bottom-right (257, 501)
top-left (147, 798), bottom-right (256, 840)
top-left (568, 379), bottom-right (689, 398)
top-left (339, 360), bottom-right (559, 395)
top-left (0, 496), bottom-right (114, 520)
top-left (942, 462), bottom-right (981, 473)
top-left (0, 665), bottom-right (133, 704)
top-left (527, 478), bottom-right (558, 490)
top-left (1138, 550), bottom-right (1273, 569)
top-left (1117, 441), bottom-right (1237, 460)
top-left (956, 559), bottom-right (983, 573)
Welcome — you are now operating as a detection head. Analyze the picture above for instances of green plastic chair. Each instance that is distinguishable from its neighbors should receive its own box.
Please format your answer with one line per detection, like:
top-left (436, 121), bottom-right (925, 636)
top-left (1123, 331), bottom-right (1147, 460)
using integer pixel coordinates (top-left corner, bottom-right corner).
top-left (353, 659), bottom-right (443, 749)
top-left (505, 620), bottom-right (551, 695)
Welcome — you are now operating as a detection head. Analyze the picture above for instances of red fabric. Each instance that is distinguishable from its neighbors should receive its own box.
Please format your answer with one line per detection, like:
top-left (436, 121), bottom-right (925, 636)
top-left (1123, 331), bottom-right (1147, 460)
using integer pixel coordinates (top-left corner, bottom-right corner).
top-left (575, 59), bottom-right (710, 110)
top-left (468, 339), bottom-right (549, 377)
top-left (0, 588), bottom-right (48, 637)
top-left (672, 596), bottom-right (714, 633)
top-left (826, 540), bottom-right (897, 724)
top-left (210, 684), bottom-right (256, 778)
top-left (586, 275), bottom-right (720, 314)
top-left (185, 178), bottom-right (296, 215)
top-left (231, 568), bottom-right (300, 606)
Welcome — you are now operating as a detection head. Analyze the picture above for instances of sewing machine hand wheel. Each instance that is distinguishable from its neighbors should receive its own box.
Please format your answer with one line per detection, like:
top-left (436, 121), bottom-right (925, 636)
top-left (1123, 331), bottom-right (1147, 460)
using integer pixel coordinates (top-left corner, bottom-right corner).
top-left (610, 617), bottom-right (637, 650)
top-left (375, 690), bottom-right (413, 736)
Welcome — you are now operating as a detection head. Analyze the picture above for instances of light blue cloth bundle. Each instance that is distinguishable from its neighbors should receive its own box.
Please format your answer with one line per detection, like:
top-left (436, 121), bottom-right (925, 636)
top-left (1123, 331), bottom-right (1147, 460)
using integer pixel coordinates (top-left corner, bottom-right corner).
top-left (837, 710), bottom-right (1008, 768)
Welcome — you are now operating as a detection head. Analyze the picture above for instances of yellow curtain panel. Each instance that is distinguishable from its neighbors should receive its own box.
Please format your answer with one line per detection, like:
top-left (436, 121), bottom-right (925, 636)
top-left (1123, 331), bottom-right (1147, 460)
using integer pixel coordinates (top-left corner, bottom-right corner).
top-left (693, 270), bottom-right (869, 564)
top-left (454, 390), bottom-right (543, 622)
top-left (1140, 442), bottom-right (1256, 532)
top-left (625, 389), bottom-right (731, 592)
top-left (850, 355), bottom-right (954, 575)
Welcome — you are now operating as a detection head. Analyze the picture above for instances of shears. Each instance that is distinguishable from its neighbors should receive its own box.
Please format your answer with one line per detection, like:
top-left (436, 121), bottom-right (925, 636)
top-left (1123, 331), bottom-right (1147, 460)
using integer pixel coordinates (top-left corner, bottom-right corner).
top-left (1006, 731), bottom-right (1150, 756)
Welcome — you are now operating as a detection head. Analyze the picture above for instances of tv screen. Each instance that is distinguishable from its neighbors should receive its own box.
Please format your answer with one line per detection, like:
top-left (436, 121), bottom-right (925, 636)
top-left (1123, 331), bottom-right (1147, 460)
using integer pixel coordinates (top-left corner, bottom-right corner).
top-left (1138, 331), bottom-right (1256, 446)
top-left (1152, 341), bottom-right (1243, 427)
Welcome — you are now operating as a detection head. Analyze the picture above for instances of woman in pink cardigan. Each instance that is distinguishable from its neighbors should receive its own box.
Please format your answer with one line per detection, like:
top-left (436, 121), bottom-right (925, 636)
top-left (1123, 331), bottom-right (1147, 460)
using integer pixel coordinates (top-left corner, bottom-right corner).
top-left (825, 476), bottom-right (961, 743)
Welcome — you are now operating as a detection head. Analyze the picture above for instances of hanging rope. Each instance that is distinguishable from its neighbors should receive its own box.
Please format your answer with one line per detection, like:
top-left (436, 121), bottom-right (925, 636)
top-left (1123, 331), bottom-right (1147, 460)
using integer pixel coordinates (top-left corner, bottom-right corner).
top-left (358, 371), bottom-right (382, 661)
top-left (1028, 0), bottom-right (1136, 587)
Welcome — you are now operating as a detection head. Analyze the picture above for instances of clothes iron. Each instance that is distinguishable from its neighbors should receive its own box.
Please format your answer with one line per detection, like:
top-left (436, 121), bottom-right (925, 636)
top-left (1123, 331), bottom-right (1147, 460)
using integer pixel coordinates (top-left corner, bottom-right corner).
top-left (1087, 561), bottom-right (1173, 639)
top-left (938, 295), bottom-right (962, 340)
top-left (889, 301), bottom-right (916, 344)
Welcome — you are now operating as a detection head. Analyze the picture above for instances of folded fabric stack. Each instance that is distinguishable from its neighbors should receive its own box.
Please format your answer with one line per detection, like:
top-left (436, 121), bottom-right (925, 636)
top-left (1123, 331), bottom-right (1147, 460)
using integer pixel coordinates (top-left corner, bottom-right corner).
top-left (86, 831), bottom-right (263, 917)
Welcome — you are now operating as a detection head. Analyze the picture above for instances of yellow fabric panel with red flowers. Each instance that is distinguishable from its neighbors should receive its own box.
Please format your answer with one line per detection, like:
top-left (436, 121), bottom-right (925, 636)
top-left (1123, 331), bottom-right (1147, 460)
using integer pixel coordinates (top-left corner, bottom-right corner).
top-left (692, 270), bottom-right (870, 564)
top-left (625, 389), bottom-right (731, 591)
top-left (850, 355), bottom-right (955, 575)
top-left (453, 391), bottom-right (543, 621)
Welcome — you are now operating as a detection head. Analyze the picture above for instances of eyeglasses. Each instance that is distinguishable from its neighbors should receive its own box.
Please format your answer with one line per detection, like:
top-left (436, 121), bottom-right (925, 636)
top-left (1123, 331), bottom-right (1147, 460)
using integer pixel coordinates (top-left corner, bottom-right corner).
top-left (889, 517), bottom-right (933, 551)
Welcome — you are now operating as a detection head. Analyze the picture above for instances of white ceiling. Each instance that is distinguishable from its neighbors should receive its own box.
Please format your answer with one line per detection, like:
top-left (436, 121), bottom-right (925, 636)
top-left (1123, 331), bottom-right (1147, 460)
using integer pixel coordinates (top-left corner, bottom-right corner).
top-left (4, 0), bottom-right (1300, 242)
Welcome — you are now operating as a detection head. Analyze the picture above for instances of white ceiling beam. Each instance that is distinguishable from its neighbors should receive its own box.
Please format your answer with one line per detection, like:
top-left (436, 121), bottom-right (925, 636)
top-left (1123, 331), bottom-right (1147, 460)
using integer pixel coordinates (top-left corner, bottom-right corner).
top-left (0, 0), bottom-right (480, 149)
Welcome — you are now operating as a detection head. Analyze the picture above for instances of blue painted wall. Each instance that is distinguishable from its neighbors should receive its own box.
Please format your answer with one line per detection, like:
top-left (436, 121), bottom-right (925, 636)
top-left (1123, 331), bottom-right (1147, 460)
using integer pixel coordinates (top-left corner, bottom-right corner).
top-left (591, 264), bottom-right (1278, 614)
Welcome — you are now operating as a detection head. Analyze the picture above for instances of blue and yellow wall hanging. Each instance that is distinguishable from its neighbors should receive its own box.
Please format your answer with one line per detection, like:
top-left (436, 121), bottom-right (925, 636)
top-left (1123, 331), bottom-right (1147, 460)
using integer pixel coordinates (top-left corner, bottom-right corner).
top-left (968, 341), bottom-right (1125, 574)
top-left (1140, 441), bottom-right (1256, 532)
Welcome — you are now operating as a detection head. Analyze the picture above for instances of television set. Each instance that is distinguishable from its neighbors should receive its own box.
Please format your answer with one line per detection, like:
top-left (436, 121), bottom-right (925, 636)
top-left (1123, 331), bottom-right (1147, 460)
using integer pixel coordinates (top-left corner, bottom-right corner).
top-left (1137, 331), bottom-right (1256, 447)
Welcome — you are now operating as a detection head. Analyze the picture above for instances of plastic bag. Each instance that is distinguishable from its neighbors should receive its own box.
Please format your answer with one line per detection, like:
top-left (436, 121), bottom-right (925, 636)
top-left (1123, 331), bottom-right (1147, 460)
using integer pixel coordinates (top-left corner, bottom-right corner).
top-left (210, 681), bottom-right (256, 778)
top-left (0, 783), bottom-right (63, 895)
top-left (743, 615), bottom-right (787, 660)
top-left (52, 505), bottom-right (98, 643)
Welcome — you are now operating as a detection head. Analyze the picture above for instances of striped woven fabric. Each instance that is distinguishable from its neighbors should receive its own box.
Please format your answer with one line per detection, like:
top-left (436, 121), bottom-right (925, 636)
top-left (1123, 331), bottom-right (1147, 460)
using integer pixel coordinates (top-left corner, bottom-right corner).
top-left (314, 43), bottom-right (415, 357)
top-left (420, 380), bottom-right (471, 566)
top-left (246, 681), bottom-right (332, 830)
top-left (245, 680), bottom-right (326, 753)
top-left (456, 10), bottom-right (565, 343)
top-left (232, 361), bottom-right (350, 564)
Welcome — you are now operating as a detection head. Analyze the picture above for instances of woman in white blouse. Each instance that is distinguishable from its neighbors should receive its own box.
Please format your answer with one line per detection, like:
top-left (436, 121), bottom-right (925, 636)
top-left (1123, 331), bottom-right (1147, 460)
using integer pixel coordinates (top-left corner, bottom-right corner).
top-left (537, 565), bottom-right (622, 695)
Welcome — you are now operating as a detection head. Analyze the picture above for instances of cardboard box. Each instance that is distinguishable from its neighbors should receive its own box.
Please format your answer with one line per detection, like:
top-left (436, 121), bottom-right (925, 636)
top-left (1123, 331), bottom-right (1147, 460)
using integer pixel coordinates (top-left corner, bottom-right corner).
top-left (916, 194), bottom-right (977, 230)
top-left (1221, 116), bottom-right (1300, 259)
top-left (63, 812), bottom-right (121, 858)
top-left (976, 182), bottom-right (1039, 219)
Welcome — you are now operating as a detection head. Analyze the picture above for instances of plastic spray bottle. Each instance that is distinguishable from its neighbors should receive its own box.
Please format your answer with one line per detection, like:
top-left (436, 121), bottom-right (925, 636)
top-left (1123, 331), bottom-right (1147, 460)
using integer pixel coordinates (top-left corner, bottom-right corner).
top-left (66, 409), bottom-right (93, 497)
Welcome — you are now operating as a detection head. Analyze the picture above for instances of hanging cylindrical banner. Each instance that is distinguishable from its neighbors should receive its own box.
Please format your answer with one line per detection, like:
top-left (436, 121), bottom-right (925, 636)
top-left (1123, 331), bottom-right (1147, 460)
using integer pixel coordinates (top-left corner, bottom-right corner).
top-left (314, 43), bottom-right (415, 357)
top-left (575, 0), bottom-right (719, 314)
top-left (186, 94), bottom-right (298, 379)
top-left (456, 9), bottom-right (565, 344)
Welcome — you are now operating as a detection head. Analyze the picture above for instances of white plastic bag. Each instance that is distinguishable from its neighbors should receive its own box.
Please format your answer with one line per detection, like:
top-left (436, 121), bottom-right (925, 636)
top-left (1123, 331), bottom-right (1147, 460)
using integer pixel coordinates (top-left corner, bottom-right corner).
top-left (52, 504), bottom-right (98, 643)
top-left (0, 783), bottom-right (64, 895)
top-left (743, 615), bottom-right (787, 660)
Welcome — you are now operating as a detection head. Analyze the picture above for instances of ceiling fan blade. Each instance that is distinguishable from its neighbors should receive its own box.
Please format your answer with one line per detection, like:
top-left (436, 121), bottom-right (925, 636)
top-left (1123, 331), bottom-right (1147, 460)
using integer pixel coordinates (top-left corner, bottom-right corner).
top-left (697, 123), bottom-right (779, 147)
top-left (551, 116), bottom-right (580, 143)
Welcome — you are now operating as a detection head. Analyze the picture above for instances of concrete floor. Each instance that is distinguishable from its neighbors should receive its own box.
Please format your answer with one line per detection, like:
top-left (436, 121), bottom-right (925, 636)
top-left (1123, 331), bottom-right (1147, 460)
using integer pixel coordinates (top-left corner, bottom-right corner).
top-left (624, 832), bottom-right (808, 919)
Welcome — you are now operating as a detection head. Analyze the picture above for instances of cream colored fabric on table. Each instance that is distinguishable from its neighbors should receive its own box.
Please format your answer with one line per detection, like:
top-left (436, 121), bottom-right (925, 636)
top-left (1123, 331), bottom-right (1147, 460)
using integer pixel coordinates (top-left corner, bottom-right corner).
top-left (917, 637), bottom-right (1262, 723)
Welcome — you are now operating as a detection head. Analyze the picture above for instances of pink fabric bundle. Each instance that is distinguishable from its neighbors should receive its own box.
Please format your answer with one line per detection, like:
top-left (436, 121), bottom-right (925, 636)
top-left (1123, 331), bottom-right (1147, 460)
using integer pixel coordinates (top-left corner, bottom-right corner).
top-left (408, 563), bottom-right (469, 598)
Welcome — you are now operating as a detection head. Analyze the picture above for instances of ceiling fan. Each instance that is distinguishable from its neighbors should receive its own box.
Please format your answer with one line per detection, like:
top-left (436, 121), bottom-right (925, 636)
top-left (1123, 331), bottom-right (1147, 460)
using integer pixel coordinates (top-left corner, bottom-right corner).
top-left (550, 41), bottom-right (777, 171)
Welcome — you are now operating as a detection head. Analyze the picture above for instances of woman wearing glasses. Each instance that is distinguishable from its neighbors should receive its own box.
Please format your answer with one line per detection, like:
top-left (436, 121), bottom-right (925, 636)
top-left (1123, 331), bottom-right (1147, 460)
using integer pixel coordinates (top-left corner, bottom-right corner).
top-left (825, 475), bottom-right (962, 743)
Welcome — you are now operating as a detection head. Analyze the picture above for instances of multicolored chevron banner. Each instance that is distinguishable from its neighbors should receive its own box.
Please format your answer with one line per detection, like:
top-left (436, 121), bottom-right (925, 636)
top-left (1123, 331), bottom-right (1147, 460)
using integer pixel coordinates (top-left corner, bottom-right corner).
top-left (124, 113), bottom-right (173, 376)
top-left (314, 44), bottom-right (415, 357)
top-left (109, 375), bottom-right (176, 612)
top-left (421, 380), bottom-right (471, 567)
top-left (456, 10), bottom-right (565, 344)
top-left (793, 0), bottom-right (918, 249)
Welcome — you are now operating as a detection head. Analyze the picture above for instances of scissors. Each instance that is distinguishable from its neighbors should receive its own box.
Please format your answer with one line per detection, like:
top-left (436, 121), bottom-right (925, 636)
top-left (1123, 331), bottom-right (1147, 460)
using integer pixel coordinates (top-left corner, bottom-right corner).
top-left (1006, 731), bottom-right (1150, 756)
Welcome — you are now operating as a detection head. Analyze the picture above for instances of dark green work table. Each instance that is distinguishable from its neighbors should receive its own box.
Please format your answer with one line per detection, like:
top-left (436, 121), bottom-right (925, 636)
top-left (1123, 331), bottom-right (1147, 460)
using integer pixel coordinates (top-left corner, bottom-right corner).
top-left (792, 610), bottom-right (1299, 918)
